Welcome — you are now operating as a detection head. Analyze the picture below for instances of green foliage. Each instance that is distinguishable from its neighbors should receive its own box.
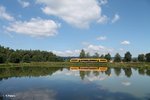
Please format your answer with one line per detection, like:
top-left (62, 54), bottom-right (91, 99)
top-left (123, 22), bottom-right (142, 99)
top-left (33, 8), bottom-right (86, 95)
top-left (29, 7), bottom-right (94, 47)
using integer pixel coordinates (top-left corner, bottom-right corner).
top-left (0, 45), bottom-right (64, 63)
top-left (79, 49), bottom-right (85, 58)
top-left (93, 52), bottom-right (99, 58)
top-left (9, 52), bottom-right (21, 63)
top-left (138, 54), bottom-right (145, 62)
top-left (22, 54), bottom-right (30, 63)
top-left (114, 53), bottom-right (121, 62)
top-left (0, 53), bottom-right (6, 63)
top-left (145, 53), bottom-right (150, 62)
top-left (132, 58), bottom-right (138, 62)
top-left (32, 55), bottom-right (43, 62)
top-left (85, 52), bottom-right (90, 58)
top-left (100, 54), bottom-right (104, 58)
top-left (124, 51), bottom-right (132, 62)
top-left (104, 53), bottom-right (111, 61)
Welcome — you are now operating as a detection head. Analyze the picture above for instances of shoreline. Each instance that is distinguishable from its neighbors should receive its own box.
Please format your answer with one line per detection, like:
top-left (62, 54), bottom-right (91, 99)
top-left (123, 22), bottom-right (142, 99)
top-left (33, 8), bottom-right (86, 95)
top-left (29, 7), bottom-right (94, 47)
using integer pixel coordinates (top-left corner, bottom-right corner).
top-left (0, 62), bottom-right (150, 68)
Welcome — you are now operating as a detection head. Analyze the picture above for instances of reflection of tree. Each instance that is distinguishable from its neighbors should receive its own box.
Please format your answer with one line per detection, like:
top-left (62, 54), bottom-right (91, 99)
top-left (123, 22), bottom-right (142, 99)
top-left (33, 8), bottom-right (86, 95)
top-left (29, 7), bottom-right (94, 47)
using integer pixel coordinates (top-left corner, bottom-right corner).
top-left (0, 93), bottom-right (3, 100)
top-left (138, 68), bottom-right (145, 75)
top-left (85, 71), bottom-right (91, 77)
top-left (132, 67), bottom-right (138, 71)
top-left (105, 68), bottom-right (111, 76)
top-left (0, 67), bottom-right (62, 80)
top-left (123, 68), bottom-right (132, 78)
top-left (146, 70), bottom-right (150, 76)
top-left (79, 71), bottom-right (85, 80)
top-left (93, 71), bottom-right (99, 76)
top-left (114, 68), bottom-right (121, 76)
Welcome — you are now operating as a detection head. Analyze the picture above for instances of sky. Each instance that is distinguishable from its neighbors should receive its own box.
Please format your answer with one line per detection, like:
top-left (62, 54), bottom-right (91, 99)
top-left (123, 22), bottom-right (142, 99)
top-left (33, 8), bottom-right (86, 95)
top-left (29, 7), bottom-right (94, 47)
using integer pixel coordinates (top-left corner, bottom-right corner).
top-left (0, 0), bottom-right (150, 57)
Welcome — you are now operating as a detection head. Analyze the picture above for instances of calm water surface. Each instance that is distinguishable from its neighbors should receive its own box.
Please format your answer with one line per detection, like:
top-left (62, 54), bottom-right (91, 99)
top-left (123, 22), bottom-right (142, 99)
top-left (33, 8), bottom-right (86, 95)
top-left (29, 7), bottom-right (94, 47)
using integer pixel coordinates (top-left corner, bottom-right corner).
top-left (0, 67), bottom-right (150, 100)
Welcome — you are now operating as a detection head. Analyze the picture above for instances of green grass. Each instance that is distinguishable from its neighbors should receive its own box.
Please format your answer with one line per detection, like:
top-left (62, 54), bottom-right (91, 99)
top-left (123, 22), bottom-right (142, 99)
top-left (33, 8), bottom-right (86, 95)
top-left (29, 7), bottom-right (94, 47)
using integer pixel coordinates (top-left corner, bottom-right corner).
top-left (0, 62), bottom-right (150, 68)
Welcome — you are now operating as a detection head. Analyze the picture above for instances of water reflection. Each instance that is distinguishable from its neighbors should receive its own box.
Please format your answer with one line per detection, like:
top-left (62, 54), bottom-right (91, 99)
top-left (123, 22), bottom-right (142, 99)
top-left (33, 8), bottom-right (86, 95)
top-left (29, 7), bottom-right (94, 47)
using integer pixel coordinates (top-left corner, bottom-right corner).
top-left (0, 66), bottom-right (150, 100)
top-left (0, 67), bottom-right (150, 81)
top-left (70, 67), bottom-right (108, 71)
top-left (114, 68), bottom-right (121, 76)
top-left (0, 67), bottom-right (63, 81)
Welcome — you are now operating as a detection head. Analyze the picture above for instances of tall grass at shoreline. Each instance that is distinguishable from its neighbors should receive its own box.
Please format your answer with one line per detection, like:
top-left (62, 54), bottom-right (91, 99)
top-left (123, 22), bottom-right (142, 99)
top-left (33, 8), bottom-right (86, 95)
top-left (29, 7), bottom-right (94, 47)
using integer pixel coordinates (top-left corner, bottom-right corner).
top-left (0, 62), bottom-right (150, 69)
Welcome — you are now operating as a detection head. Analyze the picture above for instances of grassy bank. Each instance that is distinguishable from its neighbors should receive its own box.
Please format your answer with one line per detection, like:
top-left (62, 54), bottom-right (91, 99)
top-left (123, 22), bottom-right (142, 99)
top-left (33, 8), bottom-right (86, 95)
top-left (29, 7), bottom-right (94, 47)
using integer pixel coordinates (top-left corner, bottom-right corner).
top-left (0, 62), bottom-right (150, 68)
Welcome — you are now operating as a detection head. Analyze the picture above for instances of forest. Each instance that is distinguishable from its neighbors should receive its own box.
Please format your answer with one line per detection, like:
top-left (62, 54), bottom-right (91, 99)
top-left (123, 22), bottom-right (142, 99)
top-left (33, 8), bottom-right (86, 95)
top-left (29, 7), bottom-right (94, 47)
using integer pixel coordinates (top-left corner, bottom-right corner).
top-left (0, 45), bottom-right (150, 64)
top-left (0, 45), bottom-right (64, 63)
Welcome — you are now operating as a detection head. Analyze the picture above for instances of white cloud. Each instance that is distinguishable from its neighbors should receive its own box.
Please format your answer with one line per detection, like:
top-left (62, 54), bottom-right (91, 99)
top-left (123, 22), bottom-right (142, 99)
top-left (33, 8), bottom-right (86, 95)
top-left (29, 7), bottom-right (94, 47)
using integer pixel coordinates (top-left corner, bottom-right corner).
top-left (36, 0), bottom-right (106, 28)
top-left (119, 48), bottom-right (124, 51)
top-left (97, 15), bottom-right (109, 24)
top-left (0, 6), bottom-right (14, 21)
top-left (53, 44), bottom-right (114, 56)
top-left (121, 41), bottom-right (130, 45)
top-left (85, 44), bottom-right (114, 55)
top-left (96, 36), bottom-right (107, 40)
top-left (82, 42), bottom-right (90, 46)
top-left (98, 0), bottom-right (108, 5)
top-left (111, 14), bottom-right (120, 23)
top-left (15, 89), bottom-right (56, 100)
top-left (122, 81), bottom-right (131, 86)
top-left (18, 0), bottom-right (30, 8)
top-left (85, 75), bottom-right (109, 82)
top-left (6, 18), bottom-right (60, 37)
top-left (53, 49), bottom-right (80, 57)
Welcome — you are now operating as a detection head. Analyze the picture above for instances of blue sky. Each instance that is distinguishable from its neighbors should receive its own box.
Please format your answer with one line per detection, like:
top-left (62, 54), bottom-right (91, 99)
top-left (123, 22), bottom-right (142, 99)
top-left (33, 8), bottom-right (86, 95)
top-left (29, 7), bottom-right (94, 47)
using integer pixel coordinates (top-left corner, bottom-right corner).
top-left (0, 0), bottom-right (150, 57)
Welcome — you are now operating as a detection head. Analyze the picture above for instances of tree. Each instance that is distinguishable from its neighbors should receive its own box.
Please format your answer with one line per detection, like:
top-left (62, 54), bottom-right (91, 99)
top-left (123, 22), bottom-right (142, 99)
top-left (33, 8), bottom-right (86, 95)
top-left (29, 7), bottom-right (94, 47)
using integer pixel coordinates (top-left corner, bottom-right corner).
top-left (85, 52), bottom-right (90, 58)
top-left (114, 68), bottom-right (121, 76)
top-left (104, 53), bottom-right (111, 61)
top-left (124, 51), bottom-right (132, 62)
top-left (93, 52), bottom-right (99, 58)
top-left (32, 55), bottom-right (43, 62)
top-left (100, 54), bottom-right (104, 58)
top-left (132, 58), bottom-right (138, 62)
top-left (123, 68), bottom-right (132, 78)
top-left (9, 52), bottom-right (21, 63)
top-left (0, 45), bottom-right (64, 63)
top-left (145, 53), bottom-right (150, 62)
top-left (114, 53), bottom-right (121, 62)
top-left (22, 54), bottom-right (30, 63)
top-left (79, 49), bottom-right (85, 58)
top-left (0, 53), bottom-right (6, 63)
top-left (138, 54), bottom-right (145, 62)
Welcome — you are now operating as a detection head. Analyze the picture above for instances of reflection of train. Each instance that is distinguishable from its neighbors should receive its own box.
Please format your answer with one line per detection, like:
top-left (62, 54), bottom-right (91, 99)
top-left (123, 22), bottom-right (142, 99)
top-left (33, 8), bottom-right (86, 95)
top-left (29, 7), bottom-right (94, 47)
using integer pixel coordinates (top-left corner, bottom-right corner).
top-left (70, 58), bottom-right (107, 63)
top-left (70, 67), bottom-right (108, 71)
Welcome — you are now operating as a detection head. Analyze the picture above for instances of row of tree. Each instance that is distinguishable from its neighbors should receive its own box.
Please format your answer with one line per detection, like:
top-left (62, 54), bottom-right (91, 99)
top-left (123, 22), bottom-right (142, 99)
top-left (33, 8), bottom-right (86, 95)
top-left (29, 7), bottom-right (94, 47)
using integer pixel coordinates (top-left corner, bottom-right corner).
top-left (0, 45), bottom-right (150, 63)
top-left (0, 45), bottom-right (63, 63)
top-left (79, 49), bottom-right (150, 62)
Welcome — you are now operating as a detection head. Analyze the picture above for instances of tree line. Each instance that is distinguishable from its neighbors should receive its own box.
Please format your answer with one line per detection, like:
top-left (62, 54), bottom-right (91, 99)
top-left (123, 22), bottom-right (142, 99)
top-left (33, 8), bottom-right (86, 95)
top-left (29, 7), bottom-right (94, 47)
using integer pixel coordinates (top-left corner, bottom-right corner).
top-left (79, 49), bottom-right (150, 62)
top-left (0, 45), bottom-right (150, 63)
top-left (0, 45), bottom-right (63, 63)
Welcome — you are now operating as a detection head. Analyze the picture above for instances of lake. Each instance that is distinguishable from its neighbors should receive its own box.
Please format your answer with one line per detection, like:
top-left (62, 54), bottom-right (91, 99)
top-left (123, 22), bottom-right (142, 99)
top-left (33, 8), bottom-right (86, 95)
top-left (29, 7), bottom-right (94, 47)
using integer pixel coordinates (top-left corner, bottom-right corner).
top-left (0, 67), bottom-right (150, 100)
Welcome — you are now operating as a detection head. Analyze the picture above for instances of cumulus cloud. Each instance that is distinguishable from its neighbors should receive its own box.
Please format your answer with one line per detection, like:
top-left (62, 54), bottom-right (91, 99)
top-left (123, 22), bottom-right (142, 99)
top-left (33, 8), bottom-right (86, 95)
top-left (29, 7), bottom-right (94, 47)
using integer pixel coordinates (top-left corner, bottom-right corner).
top-left (98, 0), bottom-right (108, 5)
top-left (119, 48), bottom-right (124, 51)
top-left (121, 41), bottom-right (130, 45)
top-left (36, 0), bottom-right (106, 28)
top-left (96, 36), bottom-right (107, 40)
top-left (6, 18), bottom-right (60, 37)
top-left (0, 6), bottom-right (14, 21)
top-left (82, 42), bottom-right (90, 46)
top-left (85, 44), bottom-right (114, 55)
top-left (122, 81), bottom-right (131, 86)
top-left (97, 15), bottom-right (109, 24)
top-left (14, 89), bottom-right (56, 100)
top-left (111, 14), bottom-right (120, 23)
top-left (85, 75), bottom-right (109, 82)
top-left (53, 44), bottom-right (114, 56)
top-left (18, 0), bottom-right (30, 8)
top-left (53, 50), bottom-right (80, 57)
